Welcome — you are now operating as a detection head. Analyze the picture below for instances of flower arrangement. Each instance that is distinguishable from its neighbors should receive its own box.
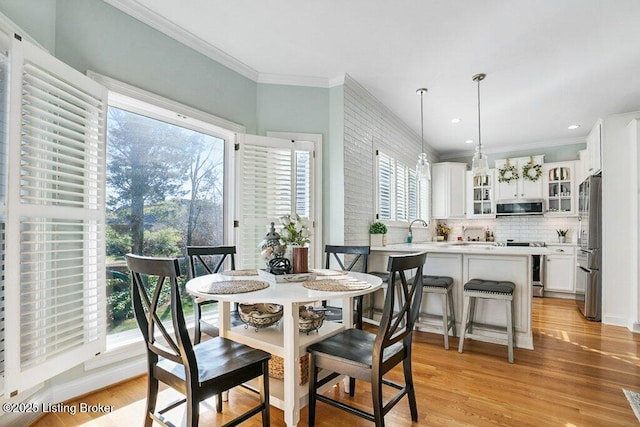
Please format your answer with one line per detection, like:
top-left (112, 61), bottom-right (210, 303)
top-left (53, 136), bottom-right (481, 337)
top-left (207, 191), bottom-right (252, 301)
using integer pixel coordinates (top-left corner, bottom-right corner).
top-left (437, 223), bottom-right (452, 237)
top-left (279, 214), bottom-right (311, 247)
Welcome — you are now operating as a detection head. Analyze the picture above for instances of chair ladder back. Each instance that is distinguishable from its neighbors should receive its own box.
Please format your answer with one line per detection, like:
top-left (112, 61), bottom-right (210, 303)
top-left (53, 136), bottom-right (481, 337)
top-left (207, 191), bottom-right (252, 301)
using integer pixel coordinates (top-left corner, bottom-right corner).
top-left (324, 245), bottom-right (370, 273)
top-left (376, 253), bottom-right (426, 350)
top-left (127, 254), bottom-right (194, 366)
top-left (187, 246), bottom-right (236, 278)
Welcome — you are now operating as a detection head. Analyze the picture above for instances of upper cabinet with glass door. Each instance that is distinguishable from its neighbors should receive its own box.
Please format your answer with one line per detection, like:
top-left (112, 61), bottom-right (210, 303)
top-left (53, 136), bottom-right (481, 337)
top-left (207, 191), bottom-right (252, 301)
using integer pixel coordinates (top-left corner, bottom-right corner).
top-left (466, 169), bottom-right (496, 218)
top-left (543, 161), bottom-right (577, 216)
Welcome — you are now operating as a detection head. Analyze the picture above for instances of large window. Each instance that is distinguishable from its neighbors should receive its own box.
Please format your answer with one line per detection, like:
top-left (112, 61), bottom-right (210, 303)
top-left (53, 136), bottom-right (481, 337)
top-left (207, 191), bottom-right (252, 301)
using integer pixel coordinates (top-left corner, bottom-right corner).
top-left (377, 150), bottom-right (426, 223)
top-left (105, 103), bottom-right (227, 337)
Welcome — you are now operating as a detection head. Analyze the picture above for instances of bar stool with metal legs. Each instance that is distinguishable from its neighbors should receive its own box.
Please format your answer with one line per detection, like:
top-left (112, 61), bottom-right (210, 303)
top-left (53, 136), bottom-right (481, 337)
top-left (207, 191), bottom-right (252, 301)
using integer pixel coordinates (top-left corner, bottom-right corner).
top-left (415, 275), bottom-right (456, 349)
top-left (458, 279), bottom-right (515, 363)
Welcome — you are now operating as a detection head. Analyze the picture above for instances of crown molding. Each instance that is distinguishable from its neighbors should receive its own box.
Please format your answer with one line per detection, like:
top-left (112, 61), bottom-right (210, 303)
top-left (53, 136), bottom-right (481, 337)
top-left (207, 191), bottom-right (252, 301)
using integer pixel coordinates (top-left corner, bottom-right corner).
top-left (104, 0), bottom-right (259, 81)
top-left (329, 74), bottom-right (346, 87)
top-left (257, 73), bottom-right (330, 88)
top-left (438, 136), bottom-right (587, 160)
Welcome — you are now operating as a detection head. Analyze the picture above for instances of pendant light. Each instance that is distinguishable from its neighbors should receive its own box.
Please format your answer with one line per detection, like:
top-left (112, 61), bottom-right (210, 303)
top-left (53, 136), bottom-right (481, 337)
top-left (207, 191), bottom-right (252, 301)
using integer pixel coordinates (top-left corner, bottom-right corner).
top-left (471, 73), bottom-right (489, 176)
top-left (416, 88), bottom-right (431, 182)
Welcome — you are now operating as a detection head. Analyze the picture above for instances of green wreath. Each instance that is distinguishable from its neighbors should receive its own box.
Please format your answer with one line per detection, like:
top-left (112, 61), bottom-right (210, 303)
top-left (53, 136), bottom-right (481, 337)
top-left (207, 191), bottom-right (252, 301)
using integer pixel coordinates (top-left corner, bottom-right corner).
top-left (522, 163), bottom-right (542, 182)
top-left (498, 165), bottom-right (519, 183)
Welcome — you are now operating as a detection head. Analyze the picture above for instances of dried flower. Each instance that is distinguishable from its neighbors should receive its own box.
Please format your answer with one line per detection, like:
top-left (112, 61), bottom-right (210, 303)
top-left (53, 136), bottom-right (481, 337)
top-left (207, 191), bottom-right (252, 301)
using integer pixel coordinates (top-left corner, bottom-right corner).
top-left (437, 223), bottom-right (452, 236)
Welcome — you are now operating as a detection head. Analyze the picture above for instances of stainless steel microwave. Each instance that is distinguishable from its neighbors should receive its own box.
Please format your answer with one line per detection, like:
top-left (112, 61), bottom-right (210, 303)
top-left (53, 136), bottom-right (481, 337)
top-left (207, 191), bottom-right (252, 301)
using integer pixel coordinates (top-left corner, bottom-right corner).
top-left (496, 199), bottom-right (545, 216)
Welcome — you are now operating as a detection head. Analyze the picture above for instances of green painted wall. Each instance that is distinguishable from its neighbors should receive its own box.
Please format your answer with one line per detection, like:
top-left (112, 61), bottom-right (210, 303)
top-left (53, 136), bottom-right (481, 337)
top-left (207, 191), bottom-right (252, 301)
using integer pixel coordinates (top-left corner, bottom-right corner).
top-left (54, 0), bottom-right (258, 132)
top-left (0, 0), bottom-right (57, 52)
top-left (446, 142), bottom-right (586, 165)
top-left (256, 83), bottom-right (329, 135)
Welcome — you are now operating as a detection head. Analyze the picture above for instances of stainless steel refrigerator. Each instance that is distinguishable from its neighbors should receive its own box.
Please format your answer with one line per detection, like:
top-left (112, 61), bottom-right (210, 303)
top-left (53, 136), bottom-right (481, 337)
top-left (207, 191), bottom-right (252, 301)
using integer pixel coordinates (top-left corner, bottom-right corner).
top-left (576, 175), bottom-right (602, 321)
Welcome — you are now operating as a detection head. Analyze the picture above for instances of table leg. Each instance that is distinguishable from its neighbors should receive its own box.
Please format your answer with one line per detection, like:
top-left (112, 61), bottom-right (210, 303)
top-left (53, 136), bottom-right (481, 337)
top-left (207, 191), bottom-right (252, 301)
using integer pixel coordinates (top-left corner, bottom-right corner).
top-left (219, 301), bottom-right (230, 337)
top-left (219, 301), bottom-right (231, 402)
top-left (342, 296), bottom-right (354, 393)
top-left (283, 302), bottom-right (300, 426)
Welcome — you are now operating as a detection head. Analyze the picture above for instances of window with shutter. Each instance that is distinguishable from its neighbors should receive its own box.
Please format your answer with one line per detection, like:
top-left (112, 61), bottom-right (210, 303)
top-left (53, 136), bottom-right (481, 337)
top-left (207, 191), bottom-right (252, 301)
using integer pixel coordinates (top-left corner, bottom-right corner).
top-left (3, 35), bottom-right (107, 396)
top-left (236, 135), bottom-right (316, 270)
top-left (376, 150), bottom-right (423, 223)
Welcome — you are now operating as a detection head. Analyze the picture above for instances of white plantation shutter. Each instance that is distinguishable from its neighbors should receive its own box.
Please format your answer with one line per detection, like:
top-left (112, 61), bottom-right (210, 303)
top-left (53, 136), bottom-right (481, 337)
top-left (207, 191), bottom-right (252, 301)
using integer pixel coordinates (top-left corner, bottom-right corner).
top-left (377, 150), bottom-right (419, 222)
top-left (377, 151), bottom-right (393, 220)
top-left (395, 162), bottom-right (408, 221)
top-left (236, 135), bottom-right (315, 269)
top-left (4, 35), bottom-right (107, 396)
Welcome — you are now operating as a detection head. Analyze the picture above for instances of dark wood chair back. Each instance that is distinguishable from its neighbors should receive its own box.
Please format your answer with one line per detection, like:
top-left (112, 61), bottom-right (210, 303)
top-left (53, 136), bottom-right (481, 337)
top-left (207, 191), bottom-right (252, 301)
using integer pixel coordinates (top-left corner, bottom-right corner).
top-left (126, 254), bottom-right (196, 377)
top-left (375, 252), bottom-right (426, 363)
top-left (324, 245), bottom-right (370, 272)
top-left (186, 246), bottom-right (237, 343)
top-left (186, 245), bottom-right (236, 278)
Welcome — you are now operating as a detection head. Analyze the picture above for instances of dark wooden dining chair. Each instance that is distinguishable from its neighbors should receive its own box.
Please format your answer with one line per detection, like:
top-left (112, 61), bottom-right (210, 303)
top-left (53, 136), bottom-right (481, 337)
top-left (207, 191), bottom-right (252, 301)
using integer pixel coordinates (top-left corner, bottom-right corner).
top-left (186, 245), bottom-right (236, 344)
top-left (323, 244), bottom-right (370, 330)
top-left (307, 251), bottom-right (426, 427)
top-left (126, 253), bottom-right (270, 427)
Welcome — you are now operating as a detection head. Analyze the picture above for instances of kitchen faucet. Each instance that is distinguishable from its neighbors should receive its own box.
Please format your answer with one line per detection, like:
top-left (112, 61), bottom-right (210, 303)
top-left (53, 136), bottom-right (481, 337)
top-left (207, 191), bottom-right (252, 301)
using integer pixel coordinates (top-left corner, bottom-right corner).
top-left (408, 219), bottom-right (428, 243)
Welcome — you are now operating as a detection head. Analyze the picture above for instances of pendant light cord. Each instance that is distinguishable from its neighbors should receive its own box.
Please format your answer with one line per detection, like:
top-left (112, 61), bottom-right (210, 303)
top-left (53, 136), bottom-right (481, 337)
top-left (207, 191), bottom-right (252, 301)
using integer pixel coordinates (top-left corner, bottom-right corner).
top-left (477, 77), bottom-right (481, 153)
top-left (420, 90), bottom-right (425, 153)
top-left (472, 73), bottom-right (486, 156)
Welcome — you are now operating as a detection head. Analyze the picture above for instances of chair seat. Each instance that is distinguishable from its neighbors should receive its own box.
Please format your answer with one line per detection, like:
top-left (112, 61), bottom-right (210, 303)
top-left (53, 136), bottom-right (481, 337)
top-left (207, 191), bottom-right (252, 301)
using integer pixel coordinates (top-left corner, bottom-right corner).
top-left (307, 328), bottom-right (403, 369)
top-left (464, 278), bottom-right (515, 294)
top-left (157, 336), bottom-right (271, 384)
top-left (422, 275), bottom-right (453, 288)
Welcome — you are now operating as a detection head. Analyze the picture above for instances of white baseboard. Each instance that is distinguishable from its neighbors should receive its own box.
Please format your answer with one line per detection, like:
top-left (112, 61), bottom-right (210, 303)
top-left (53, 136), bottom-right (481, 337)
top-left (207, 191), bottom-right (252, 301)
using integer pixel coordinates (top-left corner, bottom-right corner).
top-left (0, 357), bottom-right (146, 427)
top-left (602, 315), bottom-right (629, 327)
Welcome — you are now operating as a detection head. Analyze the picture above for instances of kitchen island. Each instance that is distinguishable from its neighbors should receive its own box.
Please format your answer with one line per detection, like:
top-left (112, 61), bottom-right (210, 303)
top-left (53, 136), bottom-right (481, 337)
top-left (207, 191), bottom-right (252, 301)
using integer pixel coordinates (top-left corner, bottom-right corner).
top-left (369, 242), bottom-right (550, 350)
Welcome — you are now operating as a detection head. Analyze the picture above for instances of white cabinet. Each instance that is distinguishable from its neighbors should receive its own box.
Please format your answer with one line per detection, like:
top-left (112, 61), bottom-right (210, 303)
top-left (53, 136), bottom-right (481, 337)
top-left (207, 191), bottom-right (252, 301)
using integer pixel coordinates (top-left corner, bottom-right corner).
top-left (577, 149), bottom-right (589, 184)
top-left (587, 119), bottom-right (602, 175)
top-left (543, 161), bottom-right (577, 216)
top-left (545, 245), bottom-right (576, 293)
top-left (432, 162), bottom-right (467, 219)
top-left (466, 170), bottom-right (495, 218)
top-left (494, 155), bottom-right (544, 200)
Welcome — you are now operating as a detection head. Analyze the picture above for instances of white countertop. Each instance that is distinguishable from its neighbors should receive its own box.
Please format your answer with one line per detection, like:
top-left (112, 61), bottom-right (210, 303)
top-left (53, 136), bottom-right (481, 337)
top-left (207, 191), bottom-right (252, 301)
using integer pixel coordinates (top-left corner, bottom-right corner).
top-left (371, 242), bottom-right (550, 255)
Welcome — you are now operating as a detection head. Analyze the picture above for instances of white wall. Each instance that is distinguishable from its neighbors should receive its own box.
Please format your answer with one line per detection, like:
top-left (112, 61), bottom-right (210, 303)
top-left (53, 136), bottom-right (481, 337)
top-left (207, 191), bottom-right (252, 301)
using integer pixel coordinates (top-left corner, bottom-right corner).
top-left (601, 111), bottom-right (640, 328)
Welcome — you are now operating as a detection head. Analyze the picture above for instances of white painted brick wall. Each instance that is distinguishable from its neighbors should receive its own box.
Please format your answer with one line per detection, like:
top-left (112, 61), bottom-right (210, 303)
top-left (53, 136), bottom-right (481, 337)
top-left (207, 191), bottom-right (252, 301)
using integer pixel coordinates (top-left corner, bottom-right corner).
top-left (342, 75), bottom-right (437, 246)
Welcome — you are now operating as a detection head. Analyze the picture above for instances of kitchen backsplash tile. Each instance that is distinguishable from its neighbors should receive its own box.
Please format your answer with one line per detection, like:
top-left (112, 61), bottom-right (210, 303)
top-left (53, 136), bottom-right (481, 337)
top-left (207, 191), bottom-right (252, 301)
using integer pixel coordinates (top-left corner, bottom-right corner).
top-left (441, 216), bottom-right (579, 244)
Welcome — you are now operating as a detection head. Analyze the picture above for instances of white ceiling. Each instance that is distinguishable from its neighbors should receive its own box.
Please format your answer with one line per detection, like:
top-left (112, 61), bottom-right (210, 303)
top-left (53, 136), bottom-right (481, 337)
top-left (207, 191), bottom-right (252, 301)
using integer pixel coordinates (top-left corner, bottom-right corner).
top-left (108, 0), bottom-right (640, 158)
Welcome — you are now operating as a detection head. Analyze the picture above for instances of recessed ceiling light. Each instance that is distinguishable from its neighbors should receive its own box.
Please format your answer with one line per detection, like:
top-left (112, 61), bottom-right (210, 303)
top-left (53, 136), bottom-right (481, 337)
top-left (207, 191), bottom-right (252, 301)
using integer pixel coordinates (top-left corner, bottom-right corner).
top-left (451, 118), bottom-right (461, 124)
top-left (465, 139), bottom-right (474, 144)
top-left (568, 124), bottom-right (580, 130)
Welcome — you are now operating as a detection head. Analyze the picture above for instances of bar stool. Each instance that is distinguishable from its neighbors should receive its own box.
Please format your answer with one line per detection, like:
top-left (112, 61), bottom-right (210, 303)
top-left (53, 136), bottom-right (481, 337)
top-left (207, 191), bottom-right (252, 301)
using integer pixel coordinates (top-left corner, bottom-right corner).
top-left (415, 275), bottom-right (456, 349)
top-left (458, 279), bottom-right (515, 363)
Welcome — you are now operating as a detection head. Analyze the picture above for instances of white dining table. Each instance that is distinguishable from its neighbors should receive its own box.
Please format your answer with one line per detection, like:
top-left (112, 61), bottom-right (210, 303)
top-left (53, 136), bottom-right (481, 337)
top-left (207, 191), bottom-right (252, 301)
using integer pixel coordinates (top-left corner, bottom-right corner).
top-left (185, 270), bottom-right (383, 427)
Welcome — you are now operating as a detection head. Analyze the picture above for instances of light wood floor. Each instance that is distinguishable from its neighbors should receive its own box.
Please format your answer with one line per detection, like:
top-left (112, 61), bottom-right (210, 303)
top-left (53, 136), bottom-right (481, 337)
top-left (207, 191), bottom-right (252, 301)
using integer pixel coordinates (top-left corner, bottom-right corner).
top-left (31, 298), bottom-right (640, 426)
